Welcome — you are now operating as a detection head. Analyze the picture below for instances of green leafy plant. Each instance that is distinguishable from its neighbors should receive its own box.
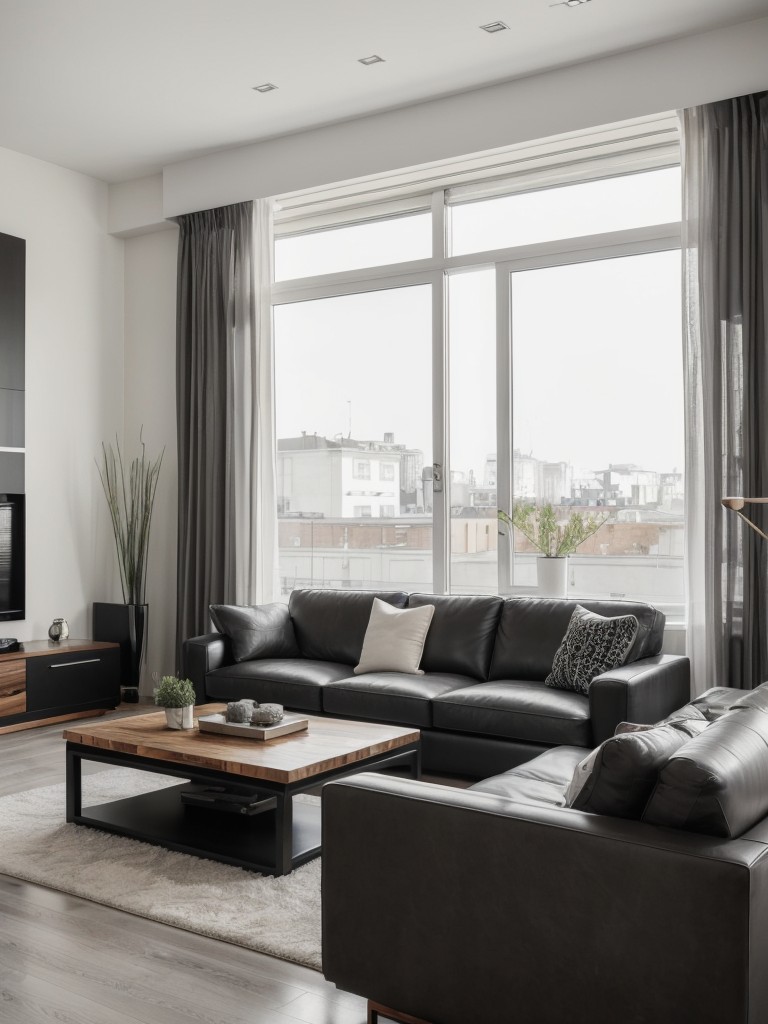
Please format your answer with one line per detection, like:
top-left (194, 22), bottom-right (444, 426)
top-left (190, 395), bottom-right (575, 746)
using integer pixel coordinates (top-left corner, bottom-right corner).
top-left (153, 675), bottom-right (196, 708)
top-left (97, 433), bottom-right (164, 605)
top-left (498, 502), bottom-right (609, 557)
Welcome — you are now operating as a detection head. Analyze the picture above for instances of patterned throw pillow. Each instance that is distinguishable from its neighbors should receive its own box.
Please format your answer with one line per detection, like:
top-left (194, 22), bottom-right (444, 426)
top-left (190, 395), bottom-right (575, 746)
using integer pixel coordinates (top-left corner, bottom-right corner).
top-left (545, 604), bottom-right (639, 695)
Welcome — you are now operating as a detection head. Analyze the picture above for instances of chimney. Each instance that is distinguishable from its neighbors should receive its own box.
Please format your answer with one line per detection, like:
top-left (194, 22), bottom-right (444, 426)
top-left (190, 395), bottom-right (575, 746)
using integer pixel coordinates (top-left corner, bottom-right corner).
top-left (384, 432), bottom-right (394, 444)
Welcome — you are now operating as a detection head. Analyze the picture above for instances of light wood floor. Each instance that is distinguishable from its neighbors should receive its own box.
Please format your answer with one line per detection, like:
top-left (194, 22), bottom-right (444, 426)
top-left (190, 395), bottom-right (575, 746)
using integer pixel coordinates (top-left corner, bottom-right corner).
top-left (0, 705), bottom-right (372, 1024)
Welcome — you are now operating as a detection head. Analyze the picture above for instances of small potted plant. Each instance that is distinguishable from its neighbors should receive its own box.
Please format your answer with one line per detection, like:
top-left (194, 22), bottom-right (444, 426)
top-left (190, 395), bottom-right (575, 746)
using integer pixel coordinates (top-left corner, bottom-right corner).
top-left (498, 502), bottom-right (609, 596)
top-left (153, 675), bottom-right (196, 730)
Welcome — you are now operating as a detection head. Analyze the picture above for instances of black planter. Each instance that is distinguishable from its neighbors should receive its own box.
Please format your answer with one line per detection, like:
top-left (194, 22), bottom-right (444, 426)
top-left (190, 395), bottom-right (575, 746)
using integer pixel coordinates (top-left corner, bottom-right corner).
top-left (93, 602), bottom-right (148, 703)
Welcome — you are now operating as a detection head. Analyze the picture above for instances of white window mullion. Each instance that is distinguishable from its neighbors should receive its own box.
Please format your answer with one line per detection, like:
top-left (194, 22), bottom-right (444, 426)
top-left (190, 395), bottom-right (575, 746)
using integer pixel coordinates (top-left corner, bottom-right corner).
top-left (432, 270), bottom-right (449, 595)
top-left (431, 190), bottom-right (446, 260)
top-left (495, 266), bottom-right (513, 595)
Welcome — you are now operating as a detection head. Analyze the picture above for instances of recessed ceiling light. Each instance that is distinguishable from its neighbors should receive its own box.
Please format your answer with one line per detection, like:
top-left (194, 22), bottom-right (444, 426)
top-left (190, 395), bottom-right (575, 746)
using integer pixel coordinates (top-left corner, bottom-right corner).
top-left (480, 21), bottom-right (509, 33)
top-left (358, 54), bottom-right (385, 65)
top-left (252, 82), bottom-right (278, 93)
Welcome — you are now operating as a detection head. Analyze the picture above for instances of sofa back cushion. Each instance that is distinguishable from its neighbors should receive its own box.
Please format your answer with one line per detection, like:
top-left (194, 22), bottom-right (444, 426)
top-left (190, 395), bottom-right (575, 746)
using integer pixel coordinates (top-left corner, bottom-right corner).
top-left (568, 718), bottom-right (708, 818)
top-left (288, 589), bottom-right (408, 665)
top-left (729, 683), bottom-right (768, 714)
top-left (489, 598), bottom-right (665, 682)
top-left (642, 707), bottom-right (768, 837)
top-left (407, 594), bottom-right (503, 680)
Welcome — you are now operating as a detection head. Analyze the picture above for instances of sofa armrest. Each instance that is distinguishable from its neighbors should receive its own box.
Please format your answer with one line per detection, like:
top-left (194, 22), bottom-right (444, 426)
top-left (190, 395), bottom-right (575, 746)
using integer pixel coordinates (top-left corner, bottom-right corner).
top-left (181, 632), bottom-right (233, 705)
top-left (322, 772), bottom-right (768, 1024)
top-left (589, 653), bottom-right (690, 743)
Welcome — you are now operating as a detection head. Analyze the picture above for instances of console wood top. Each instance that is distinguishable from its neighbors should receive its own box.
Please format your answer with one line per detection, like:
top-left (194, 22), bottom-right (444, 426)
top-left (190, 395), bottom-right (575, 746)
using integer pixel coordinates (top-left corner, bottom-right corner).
top-left (0, 640), bottom-right (120, 662)
top-left (63, 704), bottom-right (420, 784)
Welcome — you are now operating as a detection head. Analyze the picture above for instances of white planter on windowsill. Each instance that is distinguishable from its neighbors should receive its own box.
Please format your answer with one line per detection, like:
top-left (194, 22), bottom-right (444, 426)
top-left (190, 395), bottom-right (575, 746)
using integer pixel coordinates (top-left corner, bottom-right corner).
top-left (164, 705), bottom-right (195, 730)
top-left (537, 556), bottom-right (568, 598)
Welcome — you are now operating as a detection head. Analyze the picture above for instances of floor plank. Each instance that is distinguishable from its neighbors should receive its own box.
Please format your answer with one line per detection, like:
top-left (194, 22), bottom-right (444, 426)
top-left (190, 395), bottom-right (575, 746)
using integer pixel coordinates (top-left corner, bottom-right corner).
top-left (0, 705), bottom-right (370, 1024)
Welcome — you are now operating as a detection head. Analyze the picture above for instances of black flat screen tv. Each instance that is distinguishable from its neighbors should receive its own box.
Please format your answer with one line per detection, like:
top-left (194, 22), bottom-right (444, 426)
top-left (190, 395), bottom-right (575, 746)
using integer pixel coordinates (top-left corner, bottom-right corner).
top-left (0, 493), bottom-right (24, 621)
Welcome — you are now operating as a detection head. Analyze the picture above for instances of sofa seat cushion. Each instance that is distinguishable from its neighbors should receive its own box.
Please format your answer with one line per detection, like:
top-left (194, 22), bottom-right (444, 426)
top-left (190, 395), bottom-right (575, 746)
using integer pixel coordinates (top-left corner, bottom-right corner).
top-left (205, 659), bottom-right (353, 712)
top-left (469, 746), bottom-right (587, 807)
top-left (323, 672), bottom-right (475, 728)
top-left (432, 681), bottom-right (592, 747)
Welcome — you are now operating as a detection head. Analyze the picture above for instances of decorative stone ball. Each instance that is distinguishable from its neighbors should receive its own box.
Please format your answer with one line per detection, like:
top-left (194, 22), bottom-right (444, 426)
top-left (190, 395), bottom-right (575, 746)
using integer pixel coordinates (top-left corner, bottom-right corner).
top-left (251, 703), bottom-right (284, 726)
top-left (226, 700), bottom-right (256, 723)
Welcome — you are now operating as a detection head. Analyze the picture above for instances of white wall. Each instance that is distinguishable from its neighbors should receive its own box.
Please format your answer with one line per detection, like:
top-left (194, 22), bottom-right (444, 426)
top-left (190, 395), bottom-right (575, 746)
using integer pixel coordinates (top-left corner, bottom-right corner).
top-left (123, 226), bottom-right (179, 692)
top-left (0, 144), bottom-right (124, 642)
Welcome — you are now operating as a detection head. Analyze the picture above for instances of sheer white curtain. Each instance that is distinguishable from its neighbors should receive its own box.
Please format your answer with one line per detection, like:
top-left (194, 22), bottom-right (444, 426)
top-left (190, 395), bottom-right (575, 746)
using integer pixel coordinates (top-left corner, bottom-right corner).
top-left (682, 93), bottom-right (768, 695)
top-left (232, 198), bottom-right (278, 607)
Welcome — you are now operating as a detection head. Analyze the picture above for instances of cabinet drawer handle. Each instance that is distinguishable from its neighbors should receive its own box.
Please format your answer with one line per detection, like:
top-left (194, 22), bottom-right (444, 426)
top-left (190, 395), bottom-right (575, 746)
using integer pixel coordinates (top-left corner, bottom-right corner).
top-left (49, 658), bottom-right (102, 669)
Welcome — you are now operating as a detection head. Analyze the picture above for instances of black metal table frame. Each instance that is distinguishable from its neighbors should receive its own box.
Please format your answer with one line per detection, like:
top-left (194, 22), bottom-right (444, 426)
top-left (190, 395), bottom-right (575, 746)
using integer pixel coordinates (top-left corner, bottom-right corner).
top-left (66, 739), bottom-right (421, 876)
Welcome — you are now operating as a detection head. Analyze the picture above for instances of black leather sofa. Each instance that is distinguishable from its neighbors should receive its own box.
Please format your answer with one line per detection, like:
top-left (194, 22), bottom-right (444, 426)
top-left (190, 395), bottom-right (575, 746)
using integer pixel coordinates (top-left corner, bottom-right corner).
top-left (182, 588), bottom-right (689, 777)
top-left (322, 686), bottom-right (768, 1024)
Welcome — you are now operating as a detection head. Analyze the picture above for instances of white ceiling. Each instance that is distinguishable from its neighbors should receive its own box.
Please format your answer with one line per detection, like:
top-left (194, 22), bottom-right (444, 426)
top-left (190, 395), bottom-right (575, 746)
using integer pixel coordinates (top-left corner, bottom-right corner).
top-left (0, 0), bottom-right (766, 184)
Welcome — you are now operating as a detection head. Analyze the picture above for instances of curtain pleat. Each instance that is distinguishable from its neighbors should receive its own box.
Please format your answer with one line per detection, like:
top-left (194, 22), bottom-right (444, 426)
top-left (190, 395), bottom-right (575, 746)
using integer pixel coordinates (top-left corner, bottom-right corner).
top-left (174, 201), bottom-right (277, 661)
top-left (682, 92), bottom-right (768, 693)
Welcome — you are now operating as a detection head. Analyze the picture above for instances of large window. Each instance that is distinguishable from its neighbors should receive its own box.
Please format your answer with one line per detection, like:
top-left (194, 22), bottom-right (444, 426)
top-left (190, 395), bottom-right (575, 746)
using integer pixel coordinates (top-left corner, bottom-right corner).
top-left (272, 117), bottom-right (684, 615)
top-left (273, 285), bottom-right (433, 595)
top-left (449, 167), bottom-right (680, 255)
top-left (508, 251), bottom-right (683, 607)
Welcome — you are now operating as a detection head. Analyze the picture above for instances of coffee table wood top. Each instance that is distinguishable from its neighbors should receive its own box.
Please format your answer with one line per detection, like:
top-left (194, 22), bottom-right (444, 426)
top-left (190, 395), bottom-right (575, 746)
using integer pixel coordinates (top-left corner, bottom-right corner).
top-left (63, 704), bottom-right (420, 784)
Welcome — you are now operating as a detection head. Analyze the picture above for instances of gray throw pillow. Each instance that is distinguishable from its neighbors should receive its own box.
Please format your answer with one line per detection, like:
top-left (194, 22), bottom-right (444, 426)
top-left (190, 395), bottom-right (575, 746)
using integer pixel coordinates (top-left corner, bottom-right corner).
top-left (209, 603), bottom-right (300, 663)
top-left (545, 604), bottom-right (639, 695)
top-left (568, 718), bottom-right (709, 818)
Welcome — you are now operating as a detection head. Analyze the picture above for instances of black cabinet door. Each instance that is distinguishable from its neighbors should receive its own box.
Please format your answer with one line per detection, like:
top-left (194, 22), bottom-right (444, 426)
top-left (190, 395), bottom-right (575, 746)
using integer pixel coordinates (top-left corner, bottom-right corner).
top-left (26, 648), bottom-right (121, 713)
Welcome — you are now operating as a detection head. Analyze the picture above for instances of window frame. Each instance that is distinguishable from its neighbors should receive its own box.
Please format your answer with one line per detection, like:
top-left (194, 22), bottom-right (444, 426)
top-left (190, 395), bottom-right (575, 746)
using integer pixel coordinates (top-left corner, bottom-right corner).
top-left (270, 132), bottom-right (683, 615)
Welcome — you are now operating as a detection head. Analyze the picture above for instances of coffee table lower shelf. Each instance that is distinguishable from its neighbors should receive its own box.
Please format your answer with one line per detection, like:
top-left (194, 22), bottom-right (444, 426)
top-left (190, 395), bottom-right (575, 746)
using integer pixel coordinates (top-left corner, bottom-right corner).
top-left (75, 783), bottom-right (324, 874)
top-left (65, 739), bottom-right (420, 876)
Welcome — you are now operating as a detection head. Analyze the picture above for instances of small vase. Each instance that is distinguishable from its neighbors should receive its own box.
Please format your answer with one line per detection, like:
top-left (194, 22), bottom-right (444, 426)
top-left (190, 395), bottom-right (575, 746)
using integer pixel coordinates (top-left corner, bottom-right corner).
top-left (537, 556), bottom-right (568, 598)
top-left (48, 618), bottom-right (69, 642)
top-left (165, 705), bottom-right (195, 730)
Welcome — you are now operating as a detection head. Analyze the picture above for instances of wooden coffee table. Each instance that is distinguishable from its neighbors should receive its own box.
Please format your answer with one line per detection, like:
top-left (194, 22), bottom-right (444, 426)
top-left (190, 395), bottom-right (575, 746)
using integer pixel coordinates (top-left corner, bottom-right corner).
top-left (63, 704), bottom-right (420, 876)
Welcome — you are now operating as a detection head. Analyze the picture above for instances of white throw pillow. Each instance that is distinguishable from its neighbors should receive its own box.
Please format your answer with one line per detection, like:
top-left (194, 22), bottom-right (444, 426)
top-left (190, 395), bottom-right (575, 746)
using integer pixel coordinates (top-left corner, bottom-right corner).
top-left (354, 598), bottom-right (435, 675)
top-left (565, 744), bottom-right (604, 806)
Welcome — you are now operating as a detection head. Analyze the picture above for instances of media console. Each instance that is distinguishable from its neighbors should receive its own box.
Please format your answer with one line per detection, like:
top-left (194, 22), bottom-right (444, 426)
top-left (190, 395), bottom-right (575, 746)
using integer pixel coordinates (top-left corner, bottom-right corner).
top-left (0, 639), bottom-right (121, 734)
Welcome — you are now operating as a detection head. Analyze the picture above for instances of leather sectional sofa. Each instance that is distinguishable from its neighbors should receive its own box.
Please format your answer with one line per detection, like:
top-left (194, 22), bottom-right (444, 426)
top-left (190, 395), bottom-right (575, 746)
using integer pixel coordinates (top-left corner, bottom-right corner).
top-left (182, 588), bottom-right (690, 777)
top-left (323, 685), bottom-right (768, 1024)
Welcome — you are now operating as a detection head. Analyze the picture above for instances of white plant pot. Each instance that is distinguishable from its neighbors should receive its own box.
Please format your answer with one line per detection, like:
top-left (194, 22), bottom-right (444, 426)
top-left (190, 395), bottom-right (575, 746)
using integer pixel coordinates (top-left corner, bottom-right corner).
top-left (165, 705), bottom-right (195, 730)
top-left (537, 556), bottom-right (569, 598)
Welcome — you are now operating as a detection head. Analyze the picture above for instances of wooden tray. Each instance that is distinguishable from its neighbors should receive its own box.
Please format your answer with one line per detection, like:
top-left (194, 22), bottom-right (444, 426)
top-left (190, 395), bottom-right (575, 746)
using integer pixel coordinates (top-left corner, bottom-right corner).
top-left (197, 712), bottom-right (309, 741)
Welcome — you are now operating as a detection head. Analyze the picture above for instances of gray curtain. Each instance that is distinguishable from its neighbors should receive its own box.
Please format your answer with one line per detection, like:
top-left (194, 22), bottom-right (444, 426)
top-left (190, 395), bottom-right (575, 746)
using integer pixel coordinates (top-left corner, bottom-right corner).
top-left (175, 202), bottom-right (254, 656)
top-left (682, 92), bottom-right (768, 693)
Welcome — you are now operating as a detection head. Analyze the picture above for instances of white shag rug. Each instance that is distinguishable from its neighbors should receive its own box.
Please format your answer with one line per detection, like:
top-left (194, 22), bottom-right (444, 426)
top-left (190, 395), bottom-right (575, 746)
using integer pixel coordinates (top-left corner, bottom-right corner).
top-left (0, 768), bottom-right (322, 970)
